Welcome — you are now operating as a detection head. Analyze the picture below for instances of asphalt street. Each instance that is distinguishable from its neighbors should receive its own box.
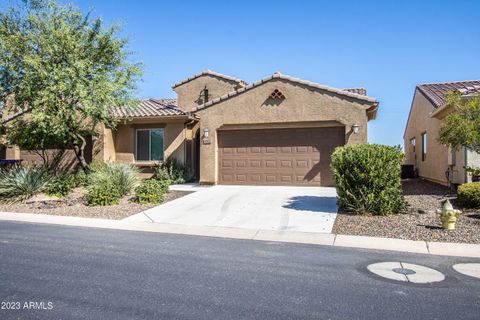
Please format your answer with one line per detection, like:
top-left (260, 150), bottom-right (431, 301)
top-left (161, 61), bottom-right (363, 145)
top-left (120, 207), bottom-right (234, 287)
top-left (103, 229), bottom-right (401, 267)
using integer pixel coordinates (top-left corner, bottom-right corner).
top-left (0, 221), bottom-right (479, 319)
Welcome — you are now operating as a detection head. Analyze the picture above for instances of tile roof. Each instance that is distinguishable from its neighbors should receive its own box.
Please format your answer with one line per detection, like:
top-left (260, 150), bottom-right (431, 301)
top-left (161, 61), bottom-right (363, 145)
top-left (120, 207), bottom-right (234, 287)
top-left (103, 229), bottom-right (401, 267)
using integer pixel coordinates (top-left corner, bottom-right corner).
top-left (172, 69), bottom-right (247, 89)
top-left (108, 99), bottom-right (186, 118)
top-left (417, 80), bottom-right (480, 108)
top-left (1, 99), bottom-right (186, 123)
top-left (342, 88), bottom-right (367, 96)
top-left (193, 72), bottom-right (378, 112)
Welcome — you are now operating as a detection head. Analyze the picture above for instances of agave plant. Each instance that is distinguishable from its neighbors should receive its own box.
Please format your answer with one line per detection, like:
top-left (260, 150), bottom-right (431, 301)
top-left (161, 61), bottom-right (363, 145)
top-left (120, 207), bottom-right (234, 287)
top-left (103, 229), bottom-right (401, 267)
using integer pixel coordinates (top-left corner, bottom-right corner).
top-left (0, 166), bottom-right (52, 204)
top-left (88, 162), bottom-right (140, 196)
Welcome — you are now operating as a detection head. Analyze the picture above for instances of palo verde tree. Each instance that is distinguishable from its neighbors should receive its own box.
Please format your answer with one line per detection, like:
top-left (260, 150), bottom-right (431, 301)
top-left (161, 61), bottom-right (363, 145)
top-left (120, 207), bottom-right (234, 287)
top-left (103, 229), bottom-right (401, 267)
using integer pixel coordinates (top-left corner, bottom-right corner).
top-left (439, 92), bottom-right (480, 154)
top-left (0, 0), bottom-right (142, 170)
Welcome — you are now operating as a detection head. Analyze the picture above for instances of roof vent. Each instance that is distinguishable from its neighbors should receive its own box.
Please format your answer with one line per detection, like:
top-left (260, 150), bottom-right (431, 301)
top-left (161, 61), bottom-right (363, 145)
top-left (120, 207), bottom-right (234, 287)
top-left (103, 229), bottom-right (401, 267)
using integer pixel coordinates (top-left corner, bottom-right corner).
top-left (269, 89), bottom-right (286, 99)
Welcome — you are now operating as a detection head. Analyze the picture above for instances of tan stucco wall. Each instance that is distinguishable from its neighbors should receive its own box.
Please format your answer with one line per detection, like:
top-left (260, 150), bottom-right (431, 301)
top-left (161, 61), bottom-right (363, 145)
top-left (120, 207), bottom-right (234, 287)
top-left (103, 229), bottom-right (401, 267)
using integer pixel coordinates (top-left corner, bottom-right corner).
top-left (100, 127), bottom-right (116, 162)
top-left (5, 145), bottom-right (20, 160)
top-left (112, 119), bottom-right (186, 164)
top-left (173, 74), bottom-right (241, 112)
top-left (194, 78), bottom-right (372, 185)
top-left (404, 90), bottom-right (451, 185)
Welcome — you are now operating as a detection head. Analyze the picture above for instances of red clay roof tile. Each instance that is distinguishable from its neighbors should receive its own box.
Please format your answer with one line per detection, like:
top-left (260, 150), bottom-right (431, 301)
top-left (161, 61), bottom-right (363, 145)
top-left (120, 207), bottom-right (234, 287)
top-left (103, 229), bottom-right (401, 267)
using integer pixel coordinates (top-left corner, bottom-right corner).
top-left (417, 80), bottom-right (480, 108)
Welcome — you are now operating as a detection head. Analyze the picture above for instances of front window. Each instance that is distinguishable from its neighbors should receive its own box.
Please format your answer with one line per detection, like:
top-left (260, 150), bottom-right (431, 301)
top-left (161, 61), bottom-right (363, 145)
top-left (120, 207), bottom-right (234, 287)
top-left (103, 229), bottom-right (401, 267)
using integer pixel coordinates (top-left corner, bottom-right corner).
top-left (136, 128), bottom-right (164, 161)
top-left (421, 131), bottom-right (427, 161)
top-left (410, 137), bottom-right (416, 153)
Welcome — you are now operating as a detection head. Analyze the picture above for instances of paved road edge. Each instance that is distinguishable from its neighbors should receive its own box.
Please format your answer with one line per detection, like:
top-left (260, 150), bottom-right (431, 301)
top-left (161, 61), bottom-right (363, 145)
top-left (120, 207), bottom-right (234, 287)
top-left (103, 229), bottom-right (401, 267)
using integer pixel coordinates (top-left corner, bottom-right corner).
top-left (1, 211), bottom-right (479, 258)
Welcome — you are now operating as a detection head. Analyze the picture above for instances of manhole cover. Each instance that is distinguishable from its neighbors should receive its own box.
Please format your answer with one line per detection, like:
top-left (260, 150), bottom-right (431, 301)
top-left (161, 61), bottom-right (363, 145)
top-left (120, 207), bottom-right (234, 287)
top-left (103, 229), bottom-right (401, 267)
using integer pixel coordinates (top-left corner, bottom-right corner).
top-left (452, 263), bottom-right (480, 279)
top-left (392, 268), bottom-right (416, 275)
top-left (367, 262), bottom-right (445, 283)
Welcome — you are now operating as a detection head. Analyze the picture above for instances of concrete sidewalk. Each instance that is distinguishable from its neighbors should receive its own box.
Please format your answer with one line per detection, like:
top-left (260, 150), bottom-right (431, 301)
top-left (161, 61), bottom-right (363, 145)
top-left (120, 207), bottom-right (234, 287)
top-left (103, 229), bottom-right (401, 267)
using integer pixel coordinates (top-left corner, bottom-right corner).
top-left (0, 211), bottom-right (479, 258)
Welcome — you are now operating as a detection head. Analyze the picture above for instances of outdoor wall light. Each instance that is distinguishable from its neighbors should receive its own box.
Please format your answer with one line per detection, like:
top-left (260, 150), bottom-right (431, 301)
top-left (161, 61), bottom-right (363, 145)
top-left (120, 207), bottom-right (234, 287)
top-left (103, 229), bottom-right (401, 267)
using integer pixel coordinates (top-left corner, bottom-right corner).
top-left (203, 127), bottom-right (209, 138)
top-left (352, 124), bottom-right (360, 134)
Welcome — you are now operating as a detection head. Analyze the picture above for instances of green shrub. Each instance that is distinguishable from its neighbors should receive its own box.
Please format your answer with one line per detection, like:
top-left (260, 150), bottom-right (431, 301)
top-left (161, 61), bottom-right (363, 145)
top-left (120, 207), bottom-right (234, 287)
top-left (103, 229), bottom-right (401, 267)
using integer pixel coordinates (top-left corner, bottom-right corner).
top-left (87, 182), bottom-right (121, 206)
top-left (331, 144), bottom-right (406, 215)
top-left (154, 157), bottom-right (193, 184)
top-left (0, 166), bottom-right (52, 203)
top-left (74, 170), bottom-right (89, 187)
top-left (88, 162), bottom-right (140, 196)
top-left (134, 179), bottom-right (170, 204)
top-left (45, 172), bottom-right (76, 197)
top-left (457, 182), bottom-right (480, 208)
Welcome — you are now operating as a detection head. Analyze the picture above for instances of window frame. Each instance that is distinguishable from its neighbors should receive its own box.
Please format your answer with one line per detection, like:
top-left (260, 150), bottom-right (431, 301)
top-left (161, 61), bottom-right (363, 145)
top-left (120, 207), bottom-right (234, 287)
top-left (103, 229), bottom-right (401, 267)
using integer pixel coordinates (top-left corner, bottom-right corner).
top-left (135, 128), bottom-right (165, 162)
top-left (421, 131), bottom-right (427, 161)
top-left (410, 137), bottom-right (416, 153)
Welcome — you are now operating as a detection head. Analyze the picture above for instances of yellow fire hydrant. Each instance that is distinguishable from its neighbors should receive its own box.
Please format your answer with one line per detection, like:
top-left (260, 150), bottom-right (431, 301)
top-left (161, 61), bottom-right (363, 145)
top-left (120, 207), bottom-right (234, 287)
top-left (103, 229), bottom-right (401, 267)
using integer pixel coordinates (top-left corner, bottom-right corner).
top-left (436, 199), bottom-right (462, 230)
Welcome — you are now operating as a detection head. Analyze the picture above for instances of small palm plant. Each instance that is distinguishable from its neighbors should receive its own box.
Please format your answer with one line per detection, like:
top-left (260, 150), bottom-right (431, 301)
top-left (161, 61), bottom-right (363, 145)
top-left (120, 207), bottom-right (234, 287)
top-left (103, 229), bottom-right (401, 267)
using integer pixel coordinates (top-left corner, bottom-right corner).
top-left (0, 166), bottom-right (52, 203)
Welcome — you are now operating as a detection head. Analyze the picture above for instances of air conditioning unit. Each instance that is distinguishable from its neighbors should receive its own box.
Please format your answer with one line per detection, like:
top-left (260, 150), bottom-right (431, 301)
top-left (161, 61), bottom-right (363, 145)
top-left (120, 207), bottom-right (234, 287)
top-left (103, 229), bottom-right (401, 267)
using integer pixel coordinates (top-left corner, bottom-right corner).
top-left (451, 169), bottom-right (463, 184)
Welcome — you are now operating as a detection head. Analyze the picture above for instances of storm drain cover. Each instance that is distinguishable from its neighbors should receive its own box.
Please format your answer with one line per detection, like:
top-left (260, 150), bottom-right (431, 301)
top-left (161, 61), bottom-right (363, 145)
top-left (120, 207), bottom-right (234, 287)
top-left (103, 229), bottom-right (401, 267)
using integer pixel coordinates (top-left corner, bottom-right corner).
top-left (452, 263), bottom-right (480, 279)
top-left (367, 262), bottom-right (445, 283)
top-left (392, 267), bottom-right (416, 275)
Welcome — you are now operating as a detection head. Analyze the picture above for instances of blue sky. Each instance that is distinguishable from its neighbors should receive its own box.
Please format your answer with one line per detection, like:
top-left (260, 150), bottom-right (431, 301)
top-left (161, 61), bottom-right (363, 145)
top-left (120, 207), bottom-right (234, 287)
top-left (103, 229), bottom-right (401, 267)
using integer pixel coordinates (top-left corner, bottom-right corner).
top-left (4, 0), bottom-right (480, 146)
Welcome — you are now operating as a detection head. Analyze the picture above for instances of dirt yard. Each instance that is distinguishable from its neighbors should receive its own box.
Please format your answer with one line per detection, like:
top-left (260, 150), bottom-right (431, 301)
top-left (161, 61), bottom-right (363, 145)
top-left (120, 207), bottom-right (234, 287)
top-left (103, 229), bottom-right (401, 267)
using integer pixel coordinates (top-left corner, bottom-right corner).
top-left (0, 188), bottom-right (193, 220)
top-left (333, 179), bottom-right (480, 244)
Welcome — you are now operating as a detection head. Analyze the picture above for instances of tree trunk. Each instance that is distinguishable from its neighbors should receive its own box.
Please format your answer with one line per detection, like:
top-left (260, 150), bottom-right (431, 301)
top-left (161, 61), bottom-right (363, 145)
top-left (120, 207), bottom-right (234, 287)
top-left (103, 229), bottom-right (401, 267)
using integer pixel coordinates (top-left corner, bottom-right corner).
top-left (72, 133), bottom-right (89, 172)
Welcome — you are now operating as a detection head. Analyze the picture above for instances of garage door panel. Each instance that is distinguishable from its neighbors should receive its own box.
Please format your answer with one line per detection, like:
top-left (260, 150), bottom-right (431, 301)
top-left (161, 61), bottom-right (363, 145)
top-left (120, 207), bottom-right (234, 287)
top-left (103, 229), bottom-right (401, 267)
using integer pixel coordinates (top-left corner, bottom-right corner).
top-left (296, 160), bottom-right (309, 168)
top-left (265, 160), bottom-right (277, 168)
top-left (280, 160), bottom-right (293, 168)
top-left (221, 174), bottom-right (234, 183)
top-left (218, 127), bottom-right (344, 186)
top-left (221, 160), bottom-right (234, 168)
top-left (250, 160), bottom-right (262, 168)
top-left (265, 174), bottom-right (277, 183)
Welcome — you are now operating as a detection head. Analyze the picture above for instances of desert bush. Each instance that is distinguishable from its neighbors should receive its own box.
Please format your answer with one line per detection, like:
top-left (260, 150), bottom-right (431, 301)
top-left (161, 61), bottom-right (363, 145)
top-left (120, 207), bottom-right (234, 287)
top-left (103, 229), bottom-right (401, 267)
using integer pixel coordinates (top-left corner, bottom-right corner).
top-left (74, 170), bottom-right (89, 187)
top-left (45, 172), bottom-right (77, 197)
top-left (88, 162), bottom-right (140, 196)
top-left (87, 182), bottom-right (121, 206)
top-left (331, 144), bottom-right (406, 215)
top-left (457, 182), bottom-right (480, 208)
top-left (134, 179), bottom-right (170, 204)
top-left (155, 157), bottom-right (193, 184)
top-left (0, 166), bottom-right (52, 203)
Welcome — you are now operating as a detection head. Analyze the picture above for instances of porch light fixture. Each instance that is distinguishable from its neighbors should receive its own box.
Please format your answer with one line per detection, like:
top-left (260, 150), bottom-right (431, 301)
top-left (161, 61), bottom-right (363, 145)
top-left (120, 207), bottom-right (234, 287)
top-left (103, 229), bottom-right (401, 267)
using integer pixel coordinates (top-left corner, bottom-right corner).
top-left (352, 124), bottom-right (360, 134)
top-left (203, 127), bottom-right (209, 138)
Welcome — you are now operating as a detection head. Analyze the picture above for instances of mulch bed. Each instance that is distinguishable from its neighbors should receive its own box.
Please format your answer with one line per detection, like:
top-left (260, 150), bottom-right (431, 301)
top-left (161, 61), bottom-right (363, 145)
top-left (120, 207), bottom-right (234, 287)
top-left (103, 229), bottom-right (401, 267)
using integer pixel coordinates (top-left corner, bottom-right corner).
top-left (0, 188), bottom-right (193, 220)
top-left (332, 179), bottom-right (480, 244)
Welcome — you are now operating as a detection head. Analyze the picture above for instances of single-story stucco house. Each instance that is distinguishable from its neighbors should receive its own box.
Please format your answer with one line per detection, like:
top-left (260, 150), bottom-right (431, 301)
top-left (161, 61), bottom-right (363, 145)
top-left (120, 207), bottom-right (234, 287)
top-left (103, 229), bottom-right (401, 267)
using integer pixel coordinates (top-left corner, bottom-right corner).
top-left (2, 70), bottom-right (379, 186)
top-left (403, 80), bottom-right (480, 186)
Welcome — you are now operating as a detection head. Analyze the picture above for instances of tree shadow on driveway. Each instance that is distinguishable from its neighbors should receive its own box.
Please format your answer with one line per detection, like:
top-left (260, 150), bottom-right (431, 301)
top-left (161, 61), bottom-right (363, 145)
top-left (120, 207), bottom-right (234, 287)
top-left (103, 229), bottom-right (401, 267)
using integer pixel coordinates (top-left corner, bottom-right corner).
top-left (282, 196), bottom-right (338, 213)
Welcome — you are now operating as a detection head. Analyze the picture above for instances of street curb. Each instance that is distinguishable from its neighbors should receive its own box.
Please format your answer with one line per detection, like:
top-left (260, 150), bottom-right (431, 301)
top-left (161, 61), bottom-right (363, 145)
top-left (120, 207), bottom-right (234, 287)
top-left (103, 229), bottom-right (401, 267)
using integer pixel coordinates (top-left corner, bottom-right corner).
top-left (0, 211), bottom-right (479, 258)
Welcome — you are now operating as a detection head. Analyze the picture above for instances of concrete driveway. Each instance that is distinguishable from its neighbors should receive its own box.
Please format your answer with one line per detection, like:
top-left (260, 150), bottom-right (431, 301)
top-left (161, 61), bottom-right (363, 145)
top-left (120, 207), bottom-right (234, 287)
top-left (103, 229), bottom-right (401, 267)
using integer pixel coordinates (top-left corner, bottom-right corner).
top-left (125, 185), bottom-right (338, 233)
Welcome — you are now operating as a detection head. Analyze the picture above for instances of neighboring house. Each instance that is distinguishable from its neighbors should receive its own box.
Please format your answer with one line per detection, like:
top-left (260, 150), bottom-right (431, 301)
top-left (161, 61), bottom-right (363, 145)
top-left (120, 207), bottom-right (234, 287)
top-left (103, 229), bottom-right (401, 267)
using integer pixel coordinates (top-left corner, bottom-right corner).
top-left (1, 70), bottom-right (379, 186)
top-left (404, 80), bottom-right (480, 186)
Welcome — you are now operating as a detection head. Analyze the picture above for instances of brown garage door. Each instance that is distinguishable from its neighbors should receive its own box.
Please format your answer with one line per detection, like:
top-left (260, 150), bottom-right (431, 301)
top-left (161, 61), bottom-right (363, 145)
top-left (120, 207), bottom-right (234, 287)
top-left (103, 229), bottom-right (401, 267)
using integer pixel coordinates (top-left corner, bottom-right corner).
top-left (218, 127), bottom-right (345, 186)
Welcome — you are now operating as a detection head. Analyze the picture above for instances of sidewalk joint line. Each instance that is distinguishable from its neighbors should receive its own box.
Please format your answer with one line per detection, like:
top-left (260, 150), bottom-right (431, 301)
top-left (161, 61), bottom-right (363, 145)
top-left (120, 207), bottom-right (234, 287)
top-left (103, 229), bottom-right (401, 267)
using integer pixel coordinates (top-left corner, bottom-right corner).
top-left (142, 211), bottom-right (155, 223)
top-left (425, 241), bottom-right (431, 254)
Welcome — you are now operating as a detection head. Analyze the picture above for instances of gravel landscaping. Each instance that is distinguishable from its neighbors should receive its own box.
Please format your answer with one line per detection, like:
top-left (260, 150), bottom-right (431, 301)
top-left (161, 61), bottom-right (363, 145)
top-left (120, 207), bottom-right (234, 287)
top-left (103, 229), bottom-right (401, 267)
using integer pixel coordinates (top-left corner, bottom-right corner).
top-left (333, 179), bottom-right (480, 244)
top-left (0, 188), bottom-right (193, 220)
